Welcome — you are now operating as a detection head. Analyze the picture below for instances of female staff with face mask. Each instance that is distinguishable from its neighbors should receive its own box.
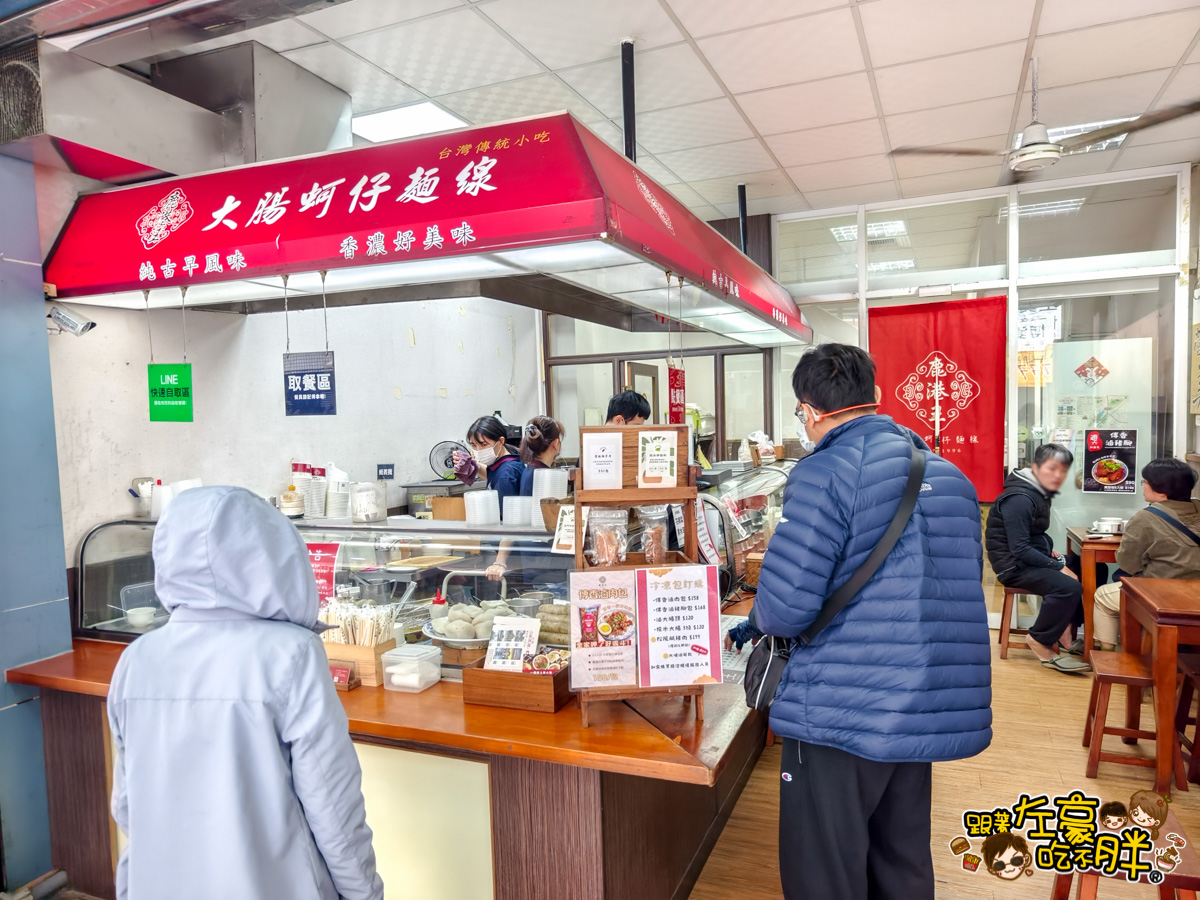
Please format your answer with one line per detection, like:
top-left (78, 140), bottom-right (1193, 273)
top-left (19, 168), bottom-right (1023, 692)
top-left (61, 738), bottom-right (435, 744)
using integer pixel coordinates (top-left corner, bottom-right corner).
top-left (455, 416), bottom-right (525, 514)
top-left (488, 417), bottom-right (565, 583)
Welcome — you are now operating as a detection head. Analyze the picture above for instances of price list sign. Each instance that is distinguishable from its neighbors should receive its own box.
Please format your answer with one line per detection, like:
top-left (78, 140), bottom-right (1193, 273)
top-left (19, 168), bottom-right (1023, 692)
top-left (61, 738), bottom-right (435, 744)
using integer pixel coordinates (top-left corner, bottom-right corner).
top-left (637, 564), bottom-right (721, 687)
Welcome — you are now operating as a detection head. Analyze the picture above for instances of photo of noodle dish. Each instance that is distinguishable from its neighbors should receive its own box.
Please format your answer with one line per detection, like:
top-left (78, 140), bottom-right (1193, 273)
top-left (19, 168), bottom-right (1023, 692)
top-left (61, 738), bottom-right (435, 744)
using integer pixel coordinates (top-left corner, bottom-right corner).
top-left (1091, 457), bottom-right (1129, 486)
top-left (597, 608), bottom-right (635, 644)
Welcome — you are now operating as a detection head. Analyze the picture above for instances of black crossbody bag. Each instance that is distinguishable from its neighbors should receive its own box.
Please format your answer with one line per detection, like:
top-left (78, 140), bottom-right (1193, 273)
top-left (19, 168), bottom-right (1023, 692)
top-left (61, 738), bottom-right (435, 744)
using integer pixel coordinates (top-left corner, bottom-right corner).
top-left (743, 445), bottom-right (926, 712)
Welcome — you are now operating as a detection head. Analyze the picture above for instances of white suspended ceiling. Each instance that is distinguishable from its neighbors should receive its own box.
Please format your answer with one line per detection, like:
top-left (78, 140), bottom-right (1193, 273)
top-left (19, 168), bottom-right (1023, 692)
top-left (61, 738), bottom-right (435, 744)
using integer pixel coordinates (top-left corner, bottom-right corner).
top-left (149, 0), bottom-right (1200, 222)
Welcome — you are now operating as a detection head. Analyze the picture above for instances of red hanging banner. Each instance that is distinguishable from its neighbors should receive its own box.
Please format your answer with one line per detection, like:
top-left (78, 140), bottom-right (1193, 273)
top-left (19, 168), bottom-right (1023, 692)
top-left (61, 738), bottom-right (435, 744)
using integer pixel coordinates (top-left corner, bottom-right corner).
top-left (868, 296), bottom-right (1007, 502)
top-left (668, 366), bottom-right (686, 424)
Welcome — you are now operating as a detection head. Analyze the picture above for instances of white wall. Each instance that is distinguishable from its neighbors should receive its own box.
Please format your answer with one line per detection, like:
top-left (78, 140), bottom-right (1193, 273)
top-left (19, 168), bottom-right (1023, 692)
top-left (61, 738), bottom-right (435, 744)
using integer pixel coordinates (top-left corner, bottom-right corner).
top-left (48, 298), bottom-right (541, 562)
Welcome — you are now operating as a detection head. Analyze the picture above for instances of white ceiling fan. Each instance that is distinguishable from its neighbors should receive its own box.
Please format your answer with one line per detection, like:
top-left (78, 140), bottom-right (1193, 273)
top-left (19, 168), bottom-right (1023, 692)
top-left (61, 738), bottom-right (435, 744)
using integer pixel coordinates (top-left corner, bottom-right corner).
top-left (890, 59), bottom-right (1200, 183)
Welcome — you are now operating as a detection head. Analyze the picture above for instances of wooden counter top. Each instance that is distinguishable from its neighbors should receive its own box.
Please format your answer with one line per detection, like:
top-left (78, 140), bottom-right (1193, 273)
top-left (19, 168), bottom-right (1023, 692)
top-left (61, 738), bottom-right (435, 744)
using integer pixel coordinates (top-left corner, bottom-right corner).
top-left (7, 640), bottom-right (759, 786)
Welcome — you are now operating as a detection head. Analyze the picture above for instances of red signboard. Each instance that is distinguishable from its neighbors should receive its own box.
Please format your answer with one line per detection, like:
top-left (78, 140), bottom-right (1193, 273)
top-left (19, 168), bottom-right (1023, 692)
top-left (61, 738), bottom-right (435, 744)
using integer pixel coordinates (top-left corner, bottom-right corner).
top-left (868, 296), bottom-right (1007, 502)
top-left (46, 113), bottom-right (809, 342)
top-left (668, 366), bottom-right (686, 425)
top-left (306, 542), bottom-right (341, 606)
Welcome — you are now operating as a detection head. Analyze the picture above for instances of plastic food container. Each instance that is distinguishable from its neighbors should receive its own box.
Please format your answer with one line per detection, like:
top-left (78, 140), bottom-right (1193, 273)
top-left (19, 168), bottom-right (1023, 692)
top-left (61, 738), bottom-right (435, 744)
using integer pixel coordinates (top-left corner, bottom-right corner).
top-left (381, 644), bottom-right (442, 693)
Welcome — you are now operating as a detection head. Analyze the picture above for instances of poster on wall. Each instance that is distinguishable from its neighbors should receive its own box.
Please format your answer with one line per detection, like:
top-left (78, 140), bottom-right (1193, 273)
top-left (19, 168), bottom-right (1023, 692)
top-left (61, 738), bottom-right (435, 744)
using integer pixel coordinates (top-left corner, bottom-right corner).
top-left (868, 296), bottom-right (1007, 501)
top-left (637, 564), bottom-right (722, 687)
top-left (284, 351), bottom-right (337, 416)
top-left (148, 363), bottom-right (193, 422)
top-left (1083, 429), bottom-right (1138, 494)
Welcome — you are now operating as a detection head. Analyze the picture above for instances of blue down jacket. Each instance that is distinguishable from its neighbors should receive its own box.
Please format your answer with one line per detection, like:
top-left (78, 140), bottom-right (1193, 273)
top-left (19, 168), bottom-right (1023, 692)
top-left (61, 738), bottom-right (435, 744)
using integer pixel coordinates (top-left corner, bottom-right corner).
top-left (753, 415), bottom-right (992, 763)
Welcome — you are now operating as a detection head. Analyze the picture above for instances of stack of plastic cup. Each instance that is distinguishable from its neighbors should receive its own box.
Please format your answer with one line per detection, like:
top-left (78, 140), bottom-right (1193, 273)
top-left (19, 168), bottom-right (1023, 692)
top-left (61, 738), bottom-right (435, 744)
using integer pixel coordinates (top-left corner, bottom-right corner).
top-left (531, 468), bottom-right (570, 530)
top-left (502, 495), bottom-right (533, 525)
top-left (305, 467), bottom-right (328, 517)
top-left (465, 490), bottom-right (501, 526)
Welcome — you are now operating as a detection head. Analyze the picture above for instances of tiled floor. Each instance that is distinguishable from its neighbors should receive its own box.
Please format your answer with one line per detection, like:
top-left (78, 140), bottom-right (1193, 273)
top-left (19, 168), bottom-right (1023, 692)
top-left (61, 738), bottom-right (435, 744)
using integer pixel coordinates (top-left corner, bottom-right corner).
top-left (690, 636), bottom-right (1200, 899)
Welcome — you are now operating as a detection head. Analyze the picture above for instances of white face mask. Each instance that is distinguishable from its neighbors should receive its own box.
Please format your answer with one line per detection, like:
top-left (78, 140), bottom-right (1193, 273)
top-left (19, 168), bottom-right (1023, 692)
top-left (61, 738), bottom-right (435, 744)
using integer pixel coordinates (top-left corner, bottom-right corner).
top-left (474, 445), bottom-right (497, 467)
top-left (795, 409), bottom-right (816, 453)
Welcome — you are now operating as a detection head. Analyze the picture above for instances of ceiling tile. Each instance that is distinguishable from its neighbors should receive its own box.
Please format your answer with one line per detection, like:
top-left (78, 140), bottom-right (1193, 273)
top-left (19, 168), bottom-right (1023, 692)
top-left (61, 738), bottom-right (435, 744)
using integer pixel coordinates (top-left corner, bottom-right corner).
top-left (736, 72), bottom-right (878, 134)
top-left (635, 98), bottom-right (753, 155)
top-left (1127, 71), bottom-right (1200, 145)
top-left (299, 0), bottom-right (459, 40)
top-left (1027, 151), bottom-right (1117, 179)
top-left (692, 203), bottom-right (726, 221)
top-left (1157, 62), bottom-right (1200, 107)
top-left (1033, 10), bottom-right (1200, 89)
top-left (804, 181), bottom-right (899, 209)
top-left (668, 0), bottom-right (847, 38)
top-left (765, 119), bottom-right (887, 167)
top-left (875, 43), bottom-right (1026, 115)
top-left (657, 138), bottom-right (776, 180)
top-left (860, 0), bottom-right (1036, 68)
top-left (695, 8), bottom-right (864, 94)
top-left (786, 154), bottom-right (895, 192)
top-left (892, 137), bottom-right (1008, 178)
top-left (579, 119), bottom-right (631, 153)
top-left (1113, 136), bottom-right (1200, 170)
top-left (885, 96), bottom-right (1015, 149)
top-left (635, 155), bottom-right (680, 185)
top-left (899, 168), bottom-right (1005, 198)
top-left (1040, 0), bottom-right (1200, 34)
top-left (283, 44), bottom-right (423, 113)
top-left (481, 0), bottom-right (682, 69)
top-left (714, 193), bottom-right (812, 218)
top-left (1016, 70), bottom-right (1171, 128)
top-left (558, 43), bottom-right (722, 117)
top-left (185, 18), bottom-right (324, 54)
top-left (689, 169), bottom-right (795, 204)
top-left (666, 183), bottom-right (708, 206)
top-left (437, 75), bottom-right (604, 125)
top-left (343, 9), bottom-right (541, 96)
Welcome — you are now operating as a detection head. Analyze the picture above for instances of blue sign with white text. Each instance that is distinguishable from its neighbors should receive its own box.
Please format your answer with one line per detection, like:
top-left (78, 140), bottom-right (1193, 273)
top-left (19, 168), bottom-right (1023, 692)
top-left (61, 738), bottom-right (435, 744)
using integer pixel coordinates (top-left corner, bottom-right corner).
top-left (283, 351), bottom-right (337, 416)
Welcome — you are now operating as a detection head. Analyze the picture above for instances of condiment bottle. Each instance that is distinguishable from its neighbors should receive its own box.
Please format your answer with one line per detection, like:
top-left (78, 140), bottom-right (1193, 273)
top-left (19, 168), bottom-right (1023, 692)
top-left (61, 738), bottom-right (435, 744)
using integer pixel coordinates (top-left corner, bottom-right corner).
top-left (430, 590), bottom-right (448, 634)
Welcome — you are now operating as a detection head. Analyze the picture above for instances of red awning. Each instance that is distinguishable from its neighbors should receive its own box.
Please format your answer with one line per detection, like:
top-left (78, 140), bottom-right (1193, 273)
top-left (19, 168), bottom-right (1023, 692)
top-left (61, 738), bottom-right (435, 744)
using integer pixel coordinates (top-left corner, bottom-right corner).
top-left (45, 113), bottom-right (809, 343)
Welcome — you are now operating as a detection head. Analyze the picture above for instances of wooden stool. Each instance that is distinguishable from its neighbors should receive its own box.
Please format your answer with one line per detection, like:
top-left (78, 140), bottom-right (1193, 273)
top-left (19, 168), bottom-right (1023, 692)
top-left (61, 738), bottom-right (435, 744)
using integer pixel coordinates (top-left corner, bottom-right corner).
top-left (1176, 654), bottom-right (1200, 784)
top-left (1083, 651), bottom-right (1187, 789)
top-left (999, 586), bottom-right (1034, 658)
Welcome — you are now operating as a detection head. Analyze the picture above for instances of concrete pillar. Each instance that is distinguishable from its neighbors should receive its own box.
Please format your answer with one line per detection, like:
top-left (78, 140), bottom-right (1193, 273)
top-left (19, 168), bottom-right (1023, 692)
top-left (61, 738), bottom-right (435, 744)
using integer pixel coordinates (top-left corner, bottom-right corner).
top-left (0, 155), bottom-right (72, 888)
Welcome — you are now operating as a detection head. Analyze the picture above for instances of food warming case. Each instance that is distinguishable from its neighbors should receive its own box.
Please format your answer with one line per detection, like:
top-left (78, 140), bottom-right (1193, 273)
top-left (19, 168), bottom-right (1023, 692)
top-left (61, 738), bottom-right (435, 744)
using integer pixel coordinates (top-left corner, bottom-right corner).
top-left (701, 461), bottom-right (794, 585)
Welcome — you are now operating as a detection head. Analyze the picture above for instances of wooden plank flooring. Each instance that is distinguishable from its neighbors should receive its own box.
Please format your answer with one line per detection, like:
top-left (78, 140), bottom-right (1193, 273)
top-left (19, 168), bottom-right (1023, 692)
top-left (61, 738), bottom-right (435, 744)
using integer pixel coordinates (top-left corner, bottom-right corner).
top-left (690, 637), bottom-right (1200, 899)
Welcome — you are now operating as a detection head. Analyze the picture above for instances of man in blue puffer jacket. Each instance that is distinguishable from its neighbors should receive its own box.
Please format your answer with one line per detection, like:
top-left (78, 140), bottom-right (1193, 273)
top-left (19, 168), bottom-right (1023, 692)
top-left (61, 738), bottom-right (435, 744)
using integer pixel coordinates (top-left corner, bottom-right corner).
top-left (741, 343), bottom-right (991, 900)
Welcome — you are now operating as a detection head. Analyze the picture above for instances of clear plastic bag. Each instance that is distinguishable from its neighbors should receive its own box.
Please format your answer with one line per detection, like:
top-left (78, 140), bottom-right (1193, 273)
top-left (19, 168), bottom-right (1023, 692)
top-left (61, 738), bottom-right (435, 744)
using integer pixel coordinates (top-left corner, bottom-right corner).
top-left (586, 508), bottom-right (629, 567)
top-left (636, 504), bottom-right (669, 566)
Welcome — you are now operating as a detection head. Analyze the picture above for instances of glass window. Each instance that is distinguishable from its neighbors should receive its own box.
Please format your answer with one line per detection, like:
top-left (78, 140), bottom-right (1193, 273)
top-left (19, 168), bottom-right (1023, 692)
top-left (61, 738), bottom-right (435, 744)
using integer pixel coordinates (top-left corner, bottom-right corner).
top-left (1015, 276), bottom-right (1175, 538)
top-left (724, 354), bottom-right (766, 453)
top-left (866, 196), bottom-right (1007, 292)
top-left (775, 214), bottom-right (858, 293)
top-left (1017, 176), bottom-right (1176, 277)
top-left (549, 363), bottom-right (613, 458)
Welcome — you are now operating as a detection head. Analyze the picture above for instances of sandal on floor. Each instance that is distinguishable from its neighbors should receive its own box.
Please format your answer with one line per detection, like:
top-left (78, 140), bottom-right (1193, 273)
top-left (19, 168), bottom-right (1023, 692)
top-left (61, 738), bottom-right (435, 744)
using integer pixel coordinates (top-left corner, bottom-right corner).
top-left (1041, 653), bottom-right (1091, 675)
top-left (1062, 638), bottom-right (1085, 657)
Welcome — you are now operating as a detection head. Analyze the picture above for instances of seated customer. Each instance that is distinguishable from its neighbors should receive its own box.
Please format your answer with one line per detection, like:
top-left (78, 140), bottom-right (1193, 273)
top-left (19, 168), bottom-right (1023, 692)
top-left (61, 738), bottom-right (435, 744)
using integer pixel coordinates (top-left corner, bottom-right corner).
top-left (1093, 458), bottom-right (1200, 649)
top-left (108, 486), bottom-right (383, 900)
top-left (605, 389), bottom-right (651, 425)
top-left (986, 443), bottom-right (1091, 675)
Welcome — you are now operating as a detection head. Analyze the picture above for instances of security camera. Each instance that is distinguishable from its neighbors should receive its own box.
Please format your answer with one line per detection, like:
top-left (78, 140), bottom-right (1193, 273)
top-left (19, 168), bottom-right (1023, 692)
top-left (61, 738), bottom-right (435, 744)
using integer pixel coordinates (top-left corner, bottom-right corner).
top-left (46, 303), bottom-right (97, 337)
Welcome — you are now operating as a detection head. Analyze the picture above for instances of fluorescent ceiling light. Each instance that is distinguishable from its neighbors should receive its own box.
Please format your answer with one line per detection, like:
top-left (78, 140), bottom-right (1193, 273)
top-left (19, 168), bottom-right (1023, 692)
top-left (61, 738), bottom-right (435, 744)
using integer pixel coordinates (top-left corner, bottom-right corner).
top-left (830, 221), bottom-right (907, 243)
top-left (1014, 118), bottom-right (1137, 154)
top-left (999, 198), bottom-right (1085, 219)
top-left (351, 102), bottom-right (467, 143)
top-left (867, 259), bottom-right (916, 273)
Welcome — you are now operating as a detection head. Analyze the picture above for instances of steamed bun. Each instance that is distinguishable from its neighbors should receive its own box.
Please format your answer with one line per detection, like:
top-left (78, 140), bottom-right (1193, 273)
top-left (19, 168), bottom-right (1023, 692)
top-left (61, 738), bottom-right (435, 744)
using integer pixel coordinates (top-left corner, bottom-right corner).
top-left (444, 620), bottom-right (475, 639)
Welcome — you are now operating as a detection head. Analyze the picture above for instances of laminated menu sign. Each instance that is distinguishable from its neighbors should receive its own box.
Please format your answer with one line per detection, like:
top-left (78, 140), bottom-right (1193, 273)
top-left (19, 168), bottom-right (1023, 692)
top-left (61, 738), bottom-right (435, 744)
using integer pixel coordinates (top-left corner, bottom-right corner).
top-left (637, 564), bottom-right (722, 687)
top-left (484, 616), bottom-right (541, 673)
top-left (148, 363), bottom-right (193, 422)
top-left (284, 351), bottom-right (337, 417)
top-left (306, 542), bottom-right (341, 605)
top-left (581, 432), bottom-right (623, 490)
top-left (637, 431), bottom-right (678, 488)
top-left (569, 570), bottom-right (638, 690)
top-left (1083, 429), bottom-right (1137, 494)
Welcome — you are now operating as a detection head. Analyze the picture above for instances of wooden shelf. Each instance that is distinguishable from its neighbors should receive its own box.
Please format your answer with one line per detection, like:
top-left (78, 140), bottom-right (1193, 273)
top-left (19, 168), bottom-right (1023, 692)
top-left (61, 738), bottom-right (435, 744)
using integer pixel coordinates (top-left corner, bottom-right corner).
top-left (576, 487), bottom-right (697, 504)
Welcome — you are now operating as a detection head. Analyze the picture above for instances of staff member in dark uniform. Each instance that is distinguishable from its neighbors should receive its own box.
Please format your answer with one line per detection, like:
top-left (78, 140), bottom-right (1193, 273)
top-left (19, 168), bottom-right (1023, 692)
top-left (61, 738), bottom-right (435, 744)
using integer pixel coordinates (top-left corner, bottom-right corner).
top-left (519, 416), bottom-right (564, 495)
top-left (455, 415), bottom-right (524, 511)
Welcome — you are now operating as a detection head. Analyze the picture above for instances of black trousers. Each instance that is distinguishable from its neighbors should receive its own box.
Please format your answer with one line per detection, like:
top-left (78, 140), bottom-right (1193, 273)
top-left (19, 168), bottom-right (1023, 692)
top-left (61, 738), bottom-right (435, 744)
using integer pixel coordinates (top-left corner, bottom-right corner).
top-left (1001, 554), bottom-right (1107, 647)
top-left (779, 739), bottom-right (933, 900)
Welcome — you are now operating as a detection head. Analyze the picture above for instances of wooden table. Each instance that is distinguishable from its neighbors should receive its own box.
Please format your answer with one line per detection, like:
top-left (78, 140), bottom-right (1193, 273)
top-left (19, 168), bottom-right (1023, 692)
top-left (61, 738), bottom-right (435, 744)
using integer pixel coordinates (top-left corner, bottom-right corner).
top-left (1067, 526), bottom-right (1123, 663)
top-left (1120, 578), bottom-right (1200, 794)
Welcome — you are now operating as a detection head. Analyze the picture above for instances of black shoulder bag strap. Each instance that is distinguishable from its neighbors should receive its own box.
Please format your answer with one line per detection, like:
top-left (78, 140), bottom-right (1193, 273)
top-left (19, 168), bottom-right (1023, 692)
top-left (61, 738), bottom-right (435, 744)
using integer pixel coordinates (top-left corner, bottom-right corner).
top-left (798, 444), bottom-right (926, 647)
top-left (1145, 506), bottom-right (1200, 548)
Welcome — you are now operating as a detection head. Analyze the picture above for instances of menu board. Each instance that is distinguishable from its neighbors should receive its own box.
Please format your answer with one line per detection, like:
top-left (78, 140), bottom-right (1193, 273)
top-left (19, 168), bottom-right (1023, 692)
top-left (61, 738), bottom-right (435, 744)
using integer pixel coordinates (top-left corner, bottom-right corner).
top-left (569, 570), bottom-right (638, 690)
top-left (581, 432), bottom-right (623, 490)
top-left (637, 430), bottom-right (678, 489)
top-left (637, 564), bottom-right (722, 687)
top-left (306, 542), bottom-right (341, 605)
top-left (1083, 429), bottom-right (1137, 494)
top-left (484, 616), bottom-right (541, 673)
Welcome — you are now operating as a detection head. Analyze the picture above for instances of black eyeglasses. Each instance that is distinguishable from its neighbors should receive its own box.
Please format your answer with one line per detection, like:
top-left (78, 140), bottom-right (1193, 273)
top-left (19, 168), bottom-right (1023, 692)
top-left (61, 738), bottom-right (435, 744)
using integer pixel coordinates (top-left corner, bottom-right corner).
top-left (993, 855), bottom-right (1025, 871)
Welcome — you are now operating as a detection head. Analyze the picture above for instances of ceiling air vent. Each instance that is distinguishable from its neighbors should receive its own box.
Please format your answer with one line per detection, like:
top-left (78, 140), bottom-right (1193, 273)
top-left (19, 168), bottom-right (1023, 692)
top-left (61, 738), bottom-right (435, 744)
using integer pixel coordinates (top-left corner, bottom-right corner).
top-left (0, 41), bottom-right (42, 145)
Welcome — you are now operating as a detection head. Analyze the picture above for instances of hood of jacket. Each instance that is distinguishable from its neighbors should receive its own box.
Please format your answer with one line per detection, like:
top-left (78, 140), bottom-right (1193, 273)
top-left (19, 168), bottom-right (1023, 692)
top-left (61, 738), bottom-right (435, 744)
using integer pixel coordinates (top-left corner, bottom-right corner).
top-left (153, 485), bottom-right (318, 629)
top-left (1011, 466), bottom-right (1055, 498)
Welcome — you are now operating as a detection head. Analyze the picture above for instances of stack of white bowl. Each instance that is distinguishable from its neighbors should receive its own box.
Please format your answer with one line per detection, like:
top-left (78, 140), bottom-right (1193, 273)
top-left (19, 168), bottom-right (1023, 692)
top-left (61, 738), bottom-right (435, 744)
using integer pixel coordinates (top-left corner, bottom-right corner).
top-left (465, 489), bottom-right (501, 526)
top-left (531, 468), bottom-right (570, 530)
top-left (325, 485), bottom-right (350, 518)
top-left (305, 469), bottom-right (328, 518)
top-left (502, 495), bottom-right (533, 525)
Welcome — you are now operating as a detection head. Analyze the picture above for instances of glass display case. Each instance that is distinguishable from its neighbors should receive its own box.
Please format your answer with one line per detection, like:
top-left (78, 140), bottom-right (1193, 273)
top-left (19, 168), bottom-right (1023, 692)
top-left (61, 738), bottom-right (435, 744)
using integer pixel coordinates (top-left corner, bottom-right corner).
top-left (701, 461), bottom-right (795, 587)
top-left (77, 518), bottom-right (573, 642)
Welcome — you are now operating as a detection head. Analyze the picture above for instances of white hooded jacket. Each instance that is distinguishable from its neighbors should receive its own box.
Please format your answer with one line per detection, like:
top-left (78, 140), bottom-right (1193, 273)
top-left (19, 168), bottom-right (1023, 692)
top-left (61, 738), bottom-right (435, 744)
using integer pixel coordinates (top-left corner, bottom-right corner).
top-left (108, 486), bottom-right (383, 900)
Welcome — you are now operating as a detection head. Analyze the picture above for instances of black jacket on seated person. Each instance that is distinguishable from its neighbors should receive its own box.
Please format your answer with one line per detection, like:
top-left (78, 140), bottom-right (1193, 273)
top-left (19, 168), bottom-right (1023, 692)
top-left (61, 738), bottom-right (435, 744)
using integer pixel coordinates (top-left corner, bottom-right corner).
top-left (985, 469), bottom-right (1066, 579)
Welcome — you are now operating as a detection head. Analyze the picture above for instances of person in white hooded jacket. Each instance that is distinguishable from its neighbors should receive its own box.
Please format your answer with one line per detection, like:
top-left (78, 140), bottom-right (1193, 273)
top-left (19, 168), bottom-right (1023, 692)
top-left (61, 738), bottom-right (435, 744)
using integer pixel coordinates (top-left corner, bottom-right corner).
top-left (107, 485), bottom-right (383, 900)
